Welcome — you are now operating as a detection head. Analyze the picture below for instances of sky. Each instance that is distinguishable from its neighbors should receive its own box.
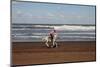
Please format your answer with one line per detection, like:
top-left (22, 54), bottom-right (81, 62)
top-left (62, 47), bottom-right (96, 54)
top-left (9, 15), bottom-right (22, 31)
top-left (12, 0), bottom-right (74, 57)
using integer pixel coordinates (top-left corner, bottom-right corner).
top-left (12, 1), bottom-right (96, 25)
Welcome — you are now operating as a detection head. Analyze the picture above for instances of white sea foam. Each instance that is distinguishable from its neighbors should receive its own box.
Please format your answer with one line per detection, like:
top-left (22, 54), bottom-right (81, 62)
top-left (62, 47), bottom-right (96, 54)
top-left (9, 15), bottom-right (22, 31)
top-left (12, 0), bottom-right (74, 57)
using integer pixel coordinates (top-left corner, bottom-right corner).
top-left (34, 25), bottom-right (53, 28)
top-left (32, 32), bottom-right (95, 36)
top-left (12, 24), bottom-right (96, 42)
top-left (54, 25), bottom-right (95, 31)
top-left (33, 25), bottom-right (95, 31)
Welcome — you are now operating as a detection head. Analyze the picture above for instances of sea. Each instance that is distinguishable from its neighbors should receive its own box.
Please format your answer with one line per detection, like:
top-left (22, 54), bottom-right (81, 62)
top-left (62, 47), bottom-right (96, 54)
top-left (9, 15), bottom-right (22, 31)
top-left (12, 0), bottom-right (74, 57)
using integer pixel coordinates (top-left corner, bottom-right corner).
top-left (12, 24), bottom-right (96, 42)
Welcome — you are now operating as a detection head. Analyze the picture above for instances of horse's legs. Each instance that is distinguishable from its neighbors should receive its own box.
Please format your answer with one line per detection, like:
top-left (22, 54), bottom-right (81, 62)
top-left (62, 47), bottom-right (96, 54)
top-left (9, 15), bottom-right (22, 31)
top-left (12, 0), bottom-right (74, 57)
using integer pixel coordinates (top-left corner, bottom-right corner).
top-left (53, 42), bottom-right (57, 48)
top-left (52, 38), bottom-right (58, 48)
top-left (50, 39), bottom-right (54, 48)
top-left (45, 41), bottom-right (50, 48)
top-left (50, 39), bottom-right (57, 48)
top-left (53, 40), bottom-right (55, 47)
top-left (55, 41), bottom-right (58, 47)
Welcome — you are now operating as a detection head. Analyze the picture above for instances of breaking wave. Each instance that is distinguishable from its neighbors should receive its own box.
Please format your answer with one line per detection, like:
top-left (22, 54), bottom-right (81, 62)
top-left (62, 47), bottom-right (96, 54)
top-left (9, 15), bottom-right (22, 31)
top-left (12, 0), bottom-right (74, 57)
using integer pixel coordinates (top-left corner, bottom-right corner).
top-left (33, 25), bottom-right (95, 31)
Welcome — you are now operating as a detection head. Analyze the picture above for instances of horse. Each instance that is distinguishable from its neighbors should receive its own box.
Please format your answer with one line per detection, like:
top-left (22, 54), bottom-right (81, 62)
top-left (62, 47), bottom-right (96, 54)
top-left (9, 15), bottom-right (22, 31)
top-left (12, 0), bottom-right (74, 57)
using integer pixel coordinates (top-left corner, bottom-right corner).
top-left (42, 34), bottom-right (58, 48)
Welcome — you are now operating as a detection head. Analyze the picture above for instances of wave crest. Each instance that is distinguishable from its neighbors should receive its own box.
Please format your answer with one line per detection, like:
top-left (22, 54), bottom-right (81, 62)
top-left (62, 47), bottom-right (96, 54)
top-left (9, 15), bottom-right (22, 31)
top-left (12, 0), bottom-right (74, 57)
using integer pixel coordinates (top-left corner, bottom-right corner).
top-left (34, 25), bottom-right (95, 31)
top-left (54, 25), bottom-right (95, 31)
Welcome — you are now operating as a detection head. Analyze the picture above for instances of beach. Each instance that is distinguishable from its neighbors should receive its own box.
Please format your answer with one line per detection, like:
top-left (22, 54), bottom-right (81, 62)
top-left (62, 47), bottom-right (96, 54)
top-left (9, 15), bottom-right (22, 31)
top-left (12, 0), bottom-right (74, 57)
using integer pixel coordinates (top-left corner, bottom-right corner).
top-left (12, 41), bottom-right (96, 66)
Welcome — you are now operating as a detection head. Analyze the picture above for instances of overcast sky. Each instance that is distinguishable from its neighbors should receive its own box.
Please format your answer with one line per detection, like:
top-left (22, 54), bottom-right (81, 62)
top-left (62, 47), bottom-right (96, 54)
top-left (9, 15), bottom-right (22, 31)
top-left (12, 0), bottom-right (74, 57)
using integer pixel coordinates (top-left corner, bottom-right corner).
top-left (12, 1), bottom-right (95, 25)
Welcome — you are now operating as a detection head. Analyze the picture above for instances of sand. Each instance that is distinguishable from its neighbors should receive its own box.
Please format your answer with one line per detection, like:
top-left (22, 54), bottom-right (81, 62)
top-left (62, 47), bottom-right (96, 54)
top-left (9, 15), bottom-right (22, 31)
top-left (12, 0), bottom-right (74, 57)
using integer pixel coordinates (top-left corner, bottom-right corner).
top-left (12, 41), bottom-right (96, 66)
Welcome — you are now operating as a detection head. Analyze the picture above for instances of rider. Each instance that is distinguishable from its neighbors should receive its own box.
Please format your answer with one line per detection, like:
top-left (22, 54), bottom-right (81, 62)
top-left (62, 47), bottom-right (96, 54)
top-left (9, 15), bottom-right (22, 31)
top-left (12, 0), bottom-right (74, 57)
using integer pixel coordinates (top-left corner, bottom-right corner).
top-left (49, 29), bottom-right (56, 41)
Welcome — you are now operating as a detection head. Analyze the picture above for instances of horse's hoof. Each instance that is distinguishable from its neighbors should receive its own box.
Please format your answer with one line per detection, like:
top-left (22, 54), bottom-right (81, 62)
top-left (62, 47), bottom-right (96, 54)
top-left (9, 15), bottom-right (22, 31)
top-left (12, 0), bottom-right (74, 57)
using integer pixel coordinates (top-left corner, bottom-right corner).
top-left (51, 46), bottom-right (53, 48)
top-left (52, 45), bottom-right (56, 48)
top-left (47, 46), bottom-right (50, 48)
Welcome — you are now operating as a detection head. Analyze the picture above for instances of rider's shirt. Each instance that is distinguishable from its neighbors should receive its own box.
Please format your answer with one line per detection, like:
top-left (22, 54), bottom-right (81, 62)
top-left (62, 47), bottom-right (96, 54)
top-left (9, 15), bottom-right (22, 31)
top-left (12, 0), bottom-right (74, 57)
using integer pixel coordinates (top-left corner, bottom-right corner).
top-left (49, 31), bottom-right (55, 36)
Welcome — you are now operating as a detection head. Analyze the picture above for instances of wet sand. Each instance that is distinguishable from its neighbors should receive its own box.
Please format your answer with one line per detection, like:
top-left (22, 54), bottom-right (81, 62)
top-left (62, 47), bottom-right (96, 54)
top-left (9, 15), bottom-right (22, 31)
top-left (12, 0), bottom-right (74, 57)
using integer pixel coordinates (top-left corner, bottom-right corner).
top-left (12, 41), bottom-right (96, 66)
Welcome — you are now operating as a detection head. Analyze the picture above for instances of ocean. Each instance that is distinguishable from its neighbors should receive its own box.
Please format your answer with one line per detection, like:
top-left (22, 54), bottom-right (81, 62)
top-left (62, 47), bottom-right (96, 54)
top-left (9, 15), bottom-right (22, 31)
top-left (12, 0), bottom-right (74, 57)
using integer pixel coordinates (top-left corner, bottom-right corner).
top-left (12, 24), bottom-right (96, 42)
